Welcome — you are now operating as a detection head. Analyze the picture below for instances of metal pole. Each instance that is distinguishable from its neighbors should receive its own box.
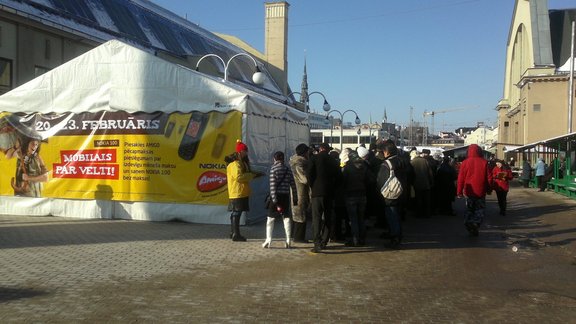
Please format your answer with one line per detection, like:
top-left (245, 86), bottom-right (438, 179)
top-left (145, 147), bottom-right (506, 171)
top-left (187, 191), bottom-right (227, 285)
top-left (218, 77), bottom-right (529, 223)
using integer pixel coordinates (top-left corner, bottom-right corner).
top-left (569, 20), bottom-right (575, 134)
top-left (340, 124), bottom-right (344, 151)
top-left (409, 106), bottom-right (413, 146)
top-left (330, 118), bottom-right (333, 147)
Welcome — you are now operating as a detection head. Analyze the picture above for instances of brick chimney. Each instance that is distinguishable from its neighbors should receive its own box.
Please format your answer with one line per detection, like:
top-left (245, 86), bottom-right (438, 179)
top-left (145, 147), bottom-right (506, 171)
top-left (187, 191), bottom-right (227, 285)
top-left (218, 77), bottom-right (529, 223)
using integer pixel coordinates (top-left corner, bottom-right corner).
top-left (265, 2), bottom-right (289, 96)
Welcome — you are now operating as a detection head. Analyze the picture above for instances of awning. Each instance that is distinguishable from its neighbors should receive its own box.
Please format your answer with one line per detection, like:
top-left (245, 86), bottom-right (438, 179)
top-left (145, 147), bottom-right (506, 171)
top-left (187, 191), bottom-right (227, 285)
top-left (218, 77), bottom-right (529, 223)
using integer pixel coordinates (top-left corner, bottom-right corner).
top-left (512, 132), bottom-right (576, 152)
top-left (503, 145), bottom-right (520, 152)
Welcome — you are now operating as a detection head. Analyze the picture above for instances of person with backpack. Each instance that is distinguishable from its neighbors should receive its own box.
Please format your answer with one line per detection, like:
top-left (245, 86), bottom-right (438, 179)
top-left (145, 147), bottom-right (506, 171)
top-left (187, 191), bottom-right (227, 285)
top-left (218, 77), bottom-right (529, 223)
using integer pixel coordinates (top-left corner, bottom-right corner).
top-left (376, 140), bottom-right (409, 249)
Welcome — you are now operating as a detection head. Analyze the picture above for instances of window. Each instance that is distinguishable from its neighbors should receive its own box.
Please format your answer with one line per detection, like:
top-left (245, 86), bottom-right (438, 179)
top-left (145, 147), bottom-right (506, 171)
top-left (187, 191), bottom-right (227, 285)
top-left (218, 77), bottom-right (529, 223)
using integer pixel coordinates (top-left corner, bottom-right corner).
top-left (327, 136), bottom-right (340, 144)
top-left (0, 58), bottom-right (12, 94)
top-left (310, 132), bottom-right (322, 145)
top-left (342, 136), bottom-right (357, 144)
top-left (533, 104), bottom-right (541, 112)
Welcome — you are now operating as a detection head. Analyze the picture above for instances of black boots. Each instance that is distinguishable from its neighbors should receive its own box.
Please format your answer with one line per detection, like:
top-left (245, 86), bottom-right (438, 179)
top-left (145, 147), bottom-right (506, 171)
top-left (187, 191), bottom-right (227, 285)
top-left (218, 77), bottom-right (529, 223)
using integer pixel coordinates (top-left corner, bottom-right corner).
top-left (231, 214), bottom-right (246, 242)
top-left (292, 221), bottom-right (308, 243)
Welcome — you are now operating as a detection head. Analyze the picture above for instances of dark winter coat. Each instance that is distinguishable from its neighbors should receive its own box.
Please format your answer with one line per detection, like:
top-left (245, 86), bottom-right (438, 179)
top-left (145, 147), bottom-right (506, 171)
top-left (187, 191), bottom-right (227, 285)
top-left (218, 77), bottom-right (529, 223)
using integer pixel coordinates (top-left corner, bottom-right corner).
top-left (411, 156), bottom-right (434, 190)
top-left (307, 150), bottom-right (340, 198)
top-left (521, 160), bottom-right (532, 181)
top-left (342, 157), bottom-right (373, 198)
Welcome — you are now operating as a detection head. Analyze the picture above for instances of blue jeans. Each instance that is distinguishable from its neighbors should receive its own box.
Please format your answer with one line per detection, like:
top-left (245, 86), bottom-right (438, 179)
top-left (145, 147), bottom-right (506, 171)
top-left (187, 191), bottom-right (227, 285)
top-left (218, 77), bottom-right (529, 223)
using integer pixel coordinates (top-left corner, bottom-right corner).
top-left (384, 205), bottom-right (402, 239)
top-left (345, 196), bottom-right (367, 242)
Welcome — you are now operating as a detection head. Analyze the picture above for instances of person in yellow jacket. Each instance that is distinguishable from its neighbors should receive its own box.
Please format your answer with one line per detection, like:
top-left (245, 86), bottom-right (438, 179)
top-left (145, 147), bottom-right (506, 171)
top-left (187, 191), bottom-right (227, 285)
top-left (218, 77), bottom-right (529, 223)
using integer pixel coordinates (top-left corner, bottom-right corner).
top-left (226, 140), bottom-right (264, 241)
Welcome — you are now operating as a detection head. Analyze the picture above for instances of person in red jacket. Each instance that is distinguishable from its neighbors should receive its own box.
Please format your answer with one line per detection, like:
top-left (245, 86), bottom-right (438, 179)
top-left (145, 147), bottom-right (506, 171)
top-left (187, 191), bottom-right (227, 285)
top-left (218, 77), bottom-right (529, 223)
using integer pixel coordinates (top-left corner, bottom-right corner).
top-left (491, 159), bottom-right (513, 216)
top-left (456, 144), bottom-right (493, 236)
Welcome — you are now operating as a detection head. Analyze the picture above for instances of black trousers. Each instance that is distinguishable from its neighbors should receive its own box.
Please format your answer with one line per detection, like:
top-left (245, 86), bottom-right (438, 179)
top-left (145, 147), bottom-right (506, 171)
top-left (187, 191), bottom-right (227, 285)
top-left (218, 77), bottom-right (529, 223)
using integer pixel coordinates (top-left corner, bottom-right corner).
top-left (311, 196), bottom-right (333, 248)
top-left (495, 190), bottom-right (508, 215)
top-left (293, 221), bottom-right (307, 242)
top-left (414, 189), bottom-right (432, 218)
top-left (537, 176), bottom-right (546, 190)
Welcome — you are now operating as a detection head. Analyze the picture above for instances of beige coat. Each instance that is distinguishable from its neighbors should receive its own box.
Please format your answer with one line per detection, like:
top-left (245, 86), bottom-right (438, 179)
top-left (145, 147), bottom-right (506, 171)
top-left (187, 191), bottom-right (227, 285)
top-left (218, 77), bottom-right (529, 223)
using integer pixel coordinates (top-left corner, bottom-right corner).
top-left (289, 154), bottom-right (310, 223)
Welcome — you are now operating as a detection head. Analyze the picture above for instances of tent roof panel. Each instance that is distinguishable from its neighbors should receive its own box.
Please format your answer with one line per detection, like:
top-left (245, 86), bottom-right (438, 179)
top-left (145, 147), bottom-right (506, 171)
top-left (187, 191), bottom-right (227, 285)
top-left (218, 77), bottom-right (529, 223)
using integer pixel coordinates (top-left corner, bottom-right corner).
top-left (0, 40), bottom-right (307, 126)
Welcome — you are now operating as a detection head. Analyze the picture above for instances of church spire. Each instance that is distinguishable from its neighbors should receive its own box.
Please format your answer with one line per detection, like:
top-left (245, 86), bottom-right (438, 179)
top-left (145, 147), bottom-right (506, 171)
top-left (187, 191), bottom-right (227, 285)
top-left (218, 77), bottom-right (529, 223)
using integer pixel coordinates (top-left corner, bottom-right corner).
top-left (300, 55), bottom-right (309, 109)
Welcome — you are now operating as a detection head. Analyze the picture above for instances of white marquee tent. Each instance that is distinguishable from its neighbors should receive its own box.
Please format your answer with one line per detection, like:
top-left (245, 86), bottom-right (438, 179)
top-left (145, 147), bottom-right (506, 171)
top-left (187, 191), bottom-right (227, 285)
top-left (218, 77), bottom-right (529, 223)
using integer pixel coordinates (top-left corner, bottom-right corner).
top-left (0, 40), bottom-right (309, 224)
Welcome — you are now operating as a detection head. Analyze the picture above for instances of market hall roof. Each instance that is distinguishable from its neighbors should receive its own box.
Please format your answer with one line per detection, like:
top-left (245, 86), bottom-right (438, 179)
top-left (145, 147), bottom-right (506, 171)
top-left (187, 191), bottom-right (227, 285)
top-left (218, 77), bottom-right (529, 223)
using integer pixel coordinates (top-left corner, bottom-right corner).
top-left (512, 132), bottom-right (576, 153)
top-left (0, 0), bottom-right (285, 100)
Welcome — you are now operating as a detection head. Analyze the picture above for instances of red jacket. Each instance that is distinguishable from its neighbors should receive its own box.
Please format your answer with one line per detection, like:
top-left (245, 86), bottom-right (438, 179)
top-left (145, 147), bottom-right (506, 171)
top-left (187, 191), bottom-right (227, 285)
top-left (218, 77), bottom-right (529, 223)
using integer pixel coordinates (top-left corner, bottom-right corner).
top-left (457, 144), bottom-right (492, 198)
top-left (491, 165), bottom-right (513, 192)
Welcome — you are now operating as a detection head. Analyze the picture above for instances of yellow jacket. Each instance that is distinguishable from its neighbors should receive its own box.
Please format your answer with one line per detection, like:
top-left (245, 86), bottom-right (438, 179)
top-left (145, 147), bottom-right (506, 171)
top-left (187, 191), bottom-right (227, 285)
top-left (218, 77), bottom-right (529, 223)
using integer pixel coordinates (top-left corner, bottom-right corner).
top-left (227, 160), bottom-right (257, 199)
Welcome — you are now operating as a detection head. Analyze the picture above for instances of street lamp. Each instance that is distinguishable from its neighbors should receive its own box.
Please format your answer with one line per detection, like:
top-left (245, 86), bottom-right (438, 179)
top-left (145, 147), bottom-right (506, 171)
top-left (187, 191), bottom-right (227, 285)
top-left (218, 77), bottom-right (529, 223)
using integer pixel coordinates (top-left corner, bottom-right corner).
top-left (288, 91), bottom-right (331, 112)
top-left (358, 123), bottom-right (381, 146)
top-left (369, 125), bottom-right (381, 144)
top-left (195, 53), bottom-right (265, 85)
top-left (325, 109), bottom-right (361, 151)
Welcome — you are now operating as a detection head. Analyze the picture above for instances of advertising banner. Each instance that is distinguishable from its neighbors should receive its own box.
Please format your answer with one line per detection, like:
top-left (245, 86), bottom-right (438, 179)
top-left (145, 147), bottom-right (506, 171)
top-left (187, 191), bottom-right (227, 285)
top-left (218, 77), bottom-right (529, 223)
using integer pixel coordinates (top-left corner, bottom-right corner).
top-left (0, 110), bottom-right (242, 204)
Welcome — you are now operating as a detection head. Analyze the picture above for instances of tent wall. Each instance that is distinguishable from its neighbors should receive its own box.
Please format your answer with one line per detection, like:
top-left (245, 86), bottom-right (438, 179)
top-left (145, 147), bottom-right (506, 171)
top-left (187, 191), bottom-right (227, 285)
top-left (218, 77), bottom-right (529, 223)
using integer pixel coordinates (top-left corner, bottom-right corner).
top-left (242, 104), bottom-right (309, 224)
top-left (0, 40), bottom-right (309, 225)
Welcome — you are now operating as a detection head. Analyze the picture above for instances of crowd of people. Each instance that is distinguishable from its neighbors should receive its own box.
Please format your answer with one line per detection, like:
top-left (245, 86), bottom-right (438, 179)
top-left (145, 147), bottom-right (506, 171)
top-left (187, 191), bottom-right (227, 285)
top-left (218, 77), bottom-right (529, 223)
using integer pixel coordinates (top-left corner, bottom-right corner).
top-left (225, 139), bottom-right (518, 250)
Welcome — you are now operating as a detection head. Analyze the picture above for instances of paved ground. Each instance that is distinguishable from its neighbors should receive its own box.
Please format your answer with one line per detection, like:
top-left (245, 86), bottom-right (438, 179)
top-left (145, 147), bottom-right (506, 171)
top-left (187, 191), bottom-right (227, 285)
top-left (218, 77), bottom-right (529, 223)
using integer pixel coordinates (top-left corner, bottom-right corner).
top-left (1, 180), bottom-right (576, 323)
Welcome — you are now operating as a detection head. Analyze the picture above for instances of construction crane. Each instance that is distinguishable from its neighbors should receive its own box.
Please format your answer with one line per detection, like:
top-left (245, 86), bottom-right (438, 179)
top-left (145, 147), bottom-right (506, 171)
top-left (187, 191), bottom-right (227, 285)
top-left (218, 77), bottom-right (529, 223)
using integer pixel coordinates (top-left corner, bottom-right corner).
top-left (422, 106), bottom-right (478, 144)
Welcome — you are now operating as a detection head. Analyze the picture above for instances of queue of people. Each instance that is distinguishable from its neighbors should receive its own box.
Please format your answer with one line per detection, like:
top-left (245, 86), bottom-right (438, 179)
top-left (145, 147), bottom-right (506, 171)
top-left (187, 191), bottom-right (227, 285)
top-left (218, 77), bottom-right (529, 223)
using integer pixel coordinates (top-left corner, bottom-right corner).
top-left (225, 139), bottom-right (522, 249)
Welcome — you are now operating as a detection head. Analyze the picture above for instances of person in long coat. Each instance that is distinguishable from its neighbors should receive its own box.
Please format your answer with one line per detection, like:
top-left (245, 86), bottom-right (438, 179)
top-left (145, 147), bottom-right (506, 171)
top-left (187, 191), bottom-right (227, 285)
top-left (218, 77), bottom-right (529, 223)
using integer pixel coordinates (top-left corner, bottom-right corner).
top-left (410, 151), bottom-right (434, 218)
top-left (521, 159), bottom-right (532, 188)
top-left (535, 157), bottom-right (546, 192)
top-left (307, 143), bottom-right (341, 253)
top-left (289, 143), bottom-right (310, 243)
top-left (435, 156), bottom-right (457, 215)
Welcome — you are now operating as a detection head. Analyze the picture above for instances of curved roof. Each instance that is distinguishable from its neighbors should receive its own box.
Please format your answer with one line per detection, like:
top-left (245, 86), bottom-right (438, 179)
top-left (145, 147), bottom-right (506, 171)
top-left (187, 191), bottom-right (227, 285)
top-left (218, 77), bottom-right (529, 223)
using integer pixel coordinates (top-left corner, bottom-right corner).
top-left (0, 0), bottom-right (285, 99)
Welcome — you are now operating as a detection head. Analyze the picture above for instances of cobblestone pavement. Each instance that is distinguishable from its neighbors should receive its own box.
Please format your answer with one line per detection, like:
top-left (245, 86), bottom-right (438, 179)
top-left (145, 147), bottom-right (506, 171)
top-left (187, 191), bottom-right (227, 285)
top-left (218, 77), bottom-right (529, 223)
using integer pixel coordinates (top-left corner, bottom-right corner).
top-left (1, 181), bottom-right (576, 323)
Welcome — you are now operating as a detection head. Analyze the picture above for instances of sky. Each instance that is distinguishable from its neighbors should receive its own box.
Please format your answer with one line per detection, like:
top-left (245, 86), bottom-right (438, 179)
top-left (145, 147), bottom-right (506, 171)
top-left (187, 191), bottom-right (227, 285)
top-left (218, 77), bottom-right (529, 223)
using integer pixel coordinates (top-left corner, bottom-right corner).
top-left (150, 0), bottom-right (575, 133)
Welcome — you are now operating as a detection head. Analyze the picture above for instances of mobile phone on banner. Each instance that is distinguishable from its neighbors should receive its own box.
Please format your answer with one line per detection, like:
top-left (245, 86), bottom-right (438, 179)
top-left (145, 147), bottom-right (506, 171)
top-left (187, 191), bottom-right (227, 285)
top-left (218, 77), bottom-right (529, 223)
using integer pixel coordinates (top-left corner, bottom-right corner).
top-left (164, 121), bottom-right (175, 138)
top-left (178, 111), bottom-right (208, 160)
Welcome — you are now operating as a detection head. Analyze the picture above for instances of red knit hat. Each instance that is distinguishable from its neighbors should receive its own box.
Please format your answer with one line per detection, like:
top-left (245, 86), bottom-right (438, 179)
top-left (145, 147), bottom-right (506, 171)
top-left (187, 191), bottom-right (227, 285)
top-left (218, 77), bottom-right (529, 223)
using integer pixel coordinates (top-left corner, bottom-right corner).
top-left (236, 139), bottom-right (248, 153)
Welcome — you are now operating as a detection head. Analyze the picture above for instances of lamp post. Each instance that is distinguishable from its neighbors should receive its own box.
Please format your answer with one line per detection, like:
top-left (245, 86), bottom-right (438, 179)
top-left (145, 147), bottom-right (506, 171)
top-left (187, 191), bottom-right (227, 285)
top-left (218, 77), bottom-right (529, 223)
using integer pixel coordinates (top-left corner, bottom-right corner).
top-left (357, 123), bottom-right (381, 146)
top-left (195, 53), bottom-right (265, 85)
top-left (288, 91), bottom-right (331, 112)
top-left (325, 109), bottom-right (361, 151)
top-left (396, 125), bottom-right (403, 148)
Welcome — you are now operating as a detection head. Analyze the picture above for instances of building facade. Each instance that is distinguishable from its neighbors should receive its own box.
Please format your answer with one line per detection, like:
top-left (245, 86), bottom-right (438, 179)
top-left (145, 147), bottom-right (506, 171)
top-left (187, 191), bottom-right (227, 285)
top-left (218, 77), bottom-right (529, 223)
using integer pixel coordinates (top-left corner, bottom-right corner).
top-left (496, 0), bottom-right (576, 159)
top-left (464, 126), bottom-right (498, 149)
